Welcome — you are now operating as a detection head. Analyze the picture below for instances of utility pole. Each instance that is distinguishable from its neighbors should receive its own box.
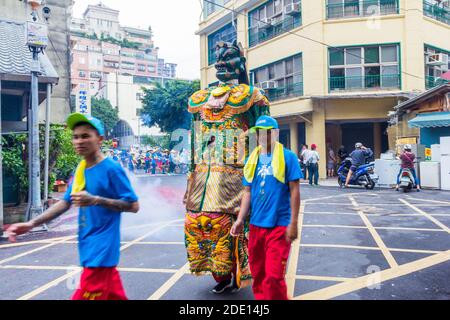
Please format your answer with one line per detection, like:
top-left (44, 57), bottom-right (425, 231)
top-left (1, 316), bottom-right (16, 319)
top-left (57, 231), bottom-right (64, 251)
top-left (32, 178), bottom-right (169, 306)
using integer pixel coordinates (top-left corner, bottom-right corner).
top-left (27, 46), bottom-right (44, 221)
top-left (24, 1), bottom-right (50, 224)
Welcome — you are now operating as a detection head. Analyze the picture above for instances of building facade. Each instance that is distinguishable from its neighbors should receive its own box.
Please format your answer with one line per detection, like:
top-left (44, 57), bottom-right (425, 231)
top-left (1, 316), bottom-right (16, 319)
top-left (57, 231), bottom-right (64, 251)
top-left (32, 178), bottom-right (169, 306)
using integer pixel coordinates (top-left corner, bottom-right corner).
top-left (70, 3), bottom-right (164, 97)
top-left (198, 0), bottom-right (450, 177)
top-left (0, 0), bottom-right (73, 124)
top-left (70, 3), bottom-right (178, 143)
top-left (100, 73), bottom-right (158, 149)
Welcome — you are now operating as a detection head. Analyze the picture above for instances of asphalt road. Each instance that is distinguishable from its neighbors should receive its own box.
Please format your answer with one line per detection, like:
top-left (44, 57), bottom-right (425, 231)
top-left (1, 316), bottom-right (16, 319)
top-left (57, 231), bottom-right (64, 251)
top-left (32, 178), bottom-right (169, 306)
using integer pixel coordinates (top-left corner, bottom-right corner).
top-left (0, 174), bottom-right (449, 300)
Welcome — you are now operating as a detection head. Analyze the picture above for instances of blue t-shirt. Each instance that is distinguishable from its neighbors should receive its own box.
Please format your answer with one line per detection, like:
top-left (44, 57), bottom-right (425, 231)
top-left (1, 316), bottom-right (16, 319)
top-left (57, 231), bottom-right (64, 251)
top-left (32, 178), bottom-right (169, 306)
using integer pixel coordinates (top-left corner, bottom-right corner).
top-left (64, 158), bottom-right (138, 268)
top-left (243, 149), bottom-right (302, 228)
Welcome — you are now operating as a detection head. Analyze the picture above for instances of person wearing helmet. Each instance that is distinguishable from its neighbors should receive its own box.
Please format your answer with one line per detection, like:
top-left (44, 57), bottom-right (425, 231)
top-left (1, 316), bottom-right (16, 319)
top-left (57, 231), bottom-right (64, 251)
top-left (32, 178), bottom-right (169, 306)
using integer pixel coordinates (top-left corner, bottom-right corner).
top-left (395, 144), bottom-right (421, 191)
top-left (345, 143), bottom-right (373, 187)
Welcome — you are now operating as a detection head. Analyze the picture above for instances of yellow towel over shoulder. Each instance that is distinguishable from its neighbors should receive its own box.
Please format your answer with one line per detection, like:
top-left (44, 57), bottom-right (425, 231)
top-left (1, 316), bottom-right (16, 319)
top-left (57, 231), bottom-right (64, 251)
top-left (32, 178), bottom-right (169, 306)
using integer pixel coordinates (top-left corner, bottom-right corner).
top-left (244, 142), bottom-right (285, 184)
top-left (71, 160), bottom-right (87, 194)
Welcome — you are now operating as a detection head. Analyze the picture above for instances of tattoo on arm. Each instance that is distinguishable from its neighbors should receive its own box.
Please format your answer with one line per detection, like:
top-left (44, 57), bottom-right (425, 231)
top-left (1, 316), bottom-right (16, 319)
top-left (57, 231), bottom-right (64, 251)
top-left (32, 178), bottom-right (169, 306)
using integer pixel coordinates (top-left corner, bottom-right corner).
top-left (31, 200), bottom-right (71, 227)
top-left (95, 197), bottom-right (136, 212)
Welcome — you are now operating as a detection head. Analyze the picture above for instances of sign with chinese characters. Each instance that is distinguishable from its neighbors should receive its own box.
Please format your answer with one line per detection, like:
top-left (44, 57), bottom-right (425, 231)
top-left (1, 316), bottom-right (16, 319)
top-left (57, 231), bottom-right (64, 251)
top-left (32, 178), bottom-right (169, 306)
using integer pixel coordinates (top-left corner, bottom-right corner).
top-left (76, 90), bottom-right (91, 115)
top-left (26, 21), bottom-right (48, 48)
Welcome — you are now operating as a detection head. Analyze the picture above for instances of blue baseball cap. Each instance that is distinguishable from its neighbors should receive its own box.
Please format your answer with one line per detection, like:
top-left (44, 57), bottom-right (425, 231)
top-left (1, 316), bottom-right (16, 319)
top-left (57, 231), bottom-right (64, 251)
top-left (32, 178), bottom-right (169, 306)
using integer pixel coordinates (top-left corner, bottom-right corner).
top-left (250, 115), bottom-right (279, 133)
top-left (66, 113), bottom-right (105, 137)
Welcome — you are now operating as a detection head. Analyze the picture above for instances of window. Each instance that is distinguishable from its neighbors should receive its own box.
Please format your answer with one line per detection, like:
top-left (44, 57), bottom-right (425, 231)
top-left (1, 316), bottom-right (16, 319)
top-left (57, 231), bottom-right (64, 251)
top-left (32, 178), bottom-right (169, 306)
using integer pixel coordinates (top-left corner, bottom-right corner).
top-left (90, 71), bottom-right (102, 79)
top-left (329, 44), bottom-right (400, 92)
top-left (79, 71), bottom-right (86, 78)
top-left (121, 62), bottom-right (135, 70)
top-left (148, 65), bottom-right (156, 73)
top-left (136, 93), bottom-right (143, 101)
top-left (138, 64), bottom-right (146, 72)
top-left (424, 45), bottom-right (450, 89)
top-left (251, 54), bottom-right (303, 101)
top-left (204, 0), bottom-right (229, 18)
top-left (207, 23), bottom-right (237, 65)
top-left (248, 0), bottom-right (302, 47)
top-left (326, 0), bottom-right (399, 20)
top-left (423, 0), bottom-right (450, 25)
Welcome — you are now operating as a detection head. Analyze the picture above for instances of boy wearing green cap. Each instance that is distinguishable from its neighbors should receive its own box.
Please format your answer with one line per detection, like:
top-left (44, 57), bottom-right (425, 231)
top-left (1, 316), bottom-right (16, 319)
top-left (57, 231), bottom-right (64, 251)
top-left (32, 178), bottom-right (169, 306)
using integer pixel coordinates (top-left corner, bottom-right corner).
top-left (7, 113), bottom-right (139, 300)
top-left (231, 115), bottom-right (302, 300)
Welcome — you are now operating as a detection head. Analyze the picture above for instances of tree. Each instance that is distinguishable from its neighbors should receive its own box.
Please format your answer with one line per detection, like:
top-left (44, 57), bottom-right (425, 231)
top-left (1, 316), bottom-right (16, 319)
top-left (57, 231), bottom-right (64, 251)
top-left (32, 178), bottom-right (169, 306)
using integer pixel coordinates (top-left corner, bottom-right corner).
top-left (141, 80), bottom-right (200, 134)
top-left (91, 97), bottom-right (119, 138)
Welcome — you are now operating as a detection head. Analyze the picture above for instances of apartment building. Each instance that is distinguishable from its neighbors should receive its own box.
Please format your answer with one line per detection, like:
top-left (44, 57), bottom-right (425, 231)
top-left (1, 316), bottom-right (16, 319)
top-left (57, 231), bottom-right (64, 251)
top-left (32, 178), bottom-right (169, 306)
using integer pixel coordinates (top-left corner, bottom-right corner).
top-left (70, 3), bottom-right (178, 144)
top-left (198, 0), bottom-right (450, 177)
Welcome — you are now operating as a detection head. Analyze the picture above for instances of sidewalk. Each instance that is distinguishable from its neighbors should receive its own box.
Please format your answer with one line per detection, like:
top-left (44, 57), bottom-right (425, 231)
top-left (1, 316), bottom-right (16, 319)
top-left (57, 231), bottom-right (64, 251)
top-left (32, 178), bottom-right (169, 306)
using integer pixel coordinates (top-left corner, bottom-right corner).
top-left (301, 177), bottom-right (338, 187)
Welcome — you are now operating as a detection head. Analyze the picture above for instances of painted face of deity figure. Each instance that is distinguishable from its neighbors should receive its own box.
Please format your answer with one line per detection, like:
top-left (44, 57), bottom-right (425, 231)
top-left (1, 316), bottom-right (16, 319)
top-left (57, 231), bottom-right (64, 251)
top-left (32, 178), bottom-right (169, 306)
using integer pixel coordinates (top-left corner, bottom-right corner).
top-left (214, 40), bottom-right (248, 84)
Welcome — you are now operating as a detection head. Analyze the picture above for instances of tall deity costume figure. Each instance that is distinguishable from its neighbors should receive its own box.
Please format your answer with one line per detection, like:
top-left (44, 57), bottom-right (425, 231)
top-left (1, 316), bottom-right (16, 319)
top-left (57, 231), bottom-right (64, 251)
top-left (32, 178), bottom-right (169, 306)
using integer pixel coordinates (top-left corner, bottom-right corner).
top-left (184, 41), bottom-right (270, 291)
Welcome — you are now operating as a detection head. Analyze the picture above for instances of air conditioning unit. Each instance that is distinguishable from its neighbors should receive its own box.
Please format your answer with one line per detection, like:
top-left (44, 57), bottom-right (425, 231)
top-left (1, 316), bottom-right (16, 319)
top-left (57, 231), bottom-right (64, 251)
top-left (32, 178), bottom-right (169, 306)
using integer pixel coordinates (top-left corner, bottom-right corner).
top-left (270, 15), bottom-right (283, 25)
top-left (261, 81), bottom-right (278, 90)
top-left (285, 2), bottom-right (301, 16)
top-left (258, 18), bottom-right (272, 29)
top-left (427, 53), bottom-right (449, 66)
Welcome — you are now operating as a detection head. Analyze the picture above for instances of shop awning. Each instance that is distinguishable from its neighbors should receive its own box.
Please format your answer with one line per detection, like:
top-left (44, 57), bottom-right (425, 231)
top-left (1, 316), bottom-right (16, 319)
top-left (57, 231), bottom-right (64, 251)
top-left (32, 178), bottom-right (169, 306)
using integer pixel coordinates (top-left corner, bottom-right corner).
top-left (408, 112), bottom-right (450, 128)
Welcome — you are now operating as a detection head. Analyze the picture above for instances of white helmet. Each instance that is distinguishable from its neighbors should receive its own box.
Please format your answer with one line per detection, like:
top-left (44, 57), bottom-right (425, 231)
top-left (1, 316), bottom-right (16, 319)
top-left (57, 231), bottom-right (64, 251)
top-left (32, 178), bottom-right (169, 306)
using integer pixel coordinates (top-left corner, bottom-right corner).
top-left (404, 144), bottom-right (412, 151)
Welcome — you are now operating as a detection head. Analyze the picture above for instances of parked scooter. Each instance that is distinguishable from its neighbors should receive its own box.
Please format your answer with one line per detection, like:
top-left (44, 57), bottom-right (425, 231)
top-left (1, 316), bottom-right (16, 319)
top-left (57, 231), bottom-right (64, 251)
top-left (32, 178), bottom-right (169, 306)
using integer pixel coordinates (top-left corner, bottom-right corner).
top-left (398, 168), bottom-right (416, 193)
top-left (337, 157), bottom-right (378, 189)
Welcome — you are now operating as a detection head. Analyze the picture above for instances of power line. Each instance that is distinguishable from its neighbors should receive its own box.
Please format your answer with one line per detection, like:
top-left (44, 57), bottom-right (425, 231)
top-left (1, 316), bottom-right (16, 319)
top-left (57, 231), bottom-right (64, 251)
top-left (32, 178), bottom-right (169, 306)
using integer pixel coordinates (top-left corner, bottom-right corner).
top-left (203, 0), bottom-right (444, 82)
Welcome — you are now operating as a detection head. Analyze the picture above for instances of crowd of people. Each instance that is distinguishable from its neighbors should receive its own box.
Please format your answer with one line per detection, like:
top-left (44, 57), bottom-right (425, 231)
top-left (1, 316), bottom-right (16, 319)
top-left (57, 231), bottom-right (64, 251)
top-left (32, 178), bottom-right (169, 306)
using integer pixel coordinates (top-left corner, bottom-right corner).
top-left (105, 147), bottom-right (189, 175)
top-left (298, 143), bottom-right (370, 185)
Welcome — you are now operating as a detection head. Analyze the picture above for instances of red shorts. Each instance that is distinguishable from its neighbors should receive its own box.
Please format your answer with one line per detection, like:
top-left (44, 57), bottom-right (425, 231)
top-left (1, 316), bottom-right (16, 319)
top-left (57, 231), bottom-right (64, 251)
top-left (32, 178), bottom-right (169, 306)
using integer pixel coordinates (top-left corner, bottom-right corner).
top-left (71, 267), bottom-right (128, 300)
top-left (248, 225), bottom-right (291, 300)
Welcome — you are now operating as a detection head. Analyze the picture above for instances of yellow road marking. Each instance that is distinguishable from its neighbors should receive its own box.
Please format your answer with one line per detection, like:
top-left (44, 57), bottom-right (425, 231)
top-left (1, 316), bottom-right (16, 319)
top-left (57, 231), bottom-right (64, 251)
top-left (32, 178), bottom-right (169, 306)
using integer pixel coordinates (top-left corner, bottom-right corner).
top-left (304, 193), bottom-right (372, 203)
top-left (349, 196), bottom-right (398, 268)
top-left (0, 265), bottom-right (187, 274)
top-left (405, 197), bottom-right (450, 205)
top-left (374, 226), bottom-right (445, 232)
top-left (294, 250), bottom-right (450, 300)
top-left (388, 248), bottom-right (443, 254)
top-left (0, 265), bottom-right (78, 271)
top-left (16, 221), bottom-right (182, 300)
top-left (147, 263), bottom-right (190, 300)
top-left (302, 224), bottom-right (444, 232)
top-left (0, 239), bottom-right (55, 249)
top-left (286, 204), bottom-right (305, 298)
top-left (295, 275), bottom-right (353, 282)
top-left (120, 220), bottom-right (184, 251)
top-left (399, 199), bottom-right (450, 234)
top-left (301, 244), bottom-right (380, 251)
top-left (303, 224), bottom-right (366, 229)
top-left (17, 269), bottom-right (81, 300)
top-left (59, 241), bottom-right (185, 245)
top-left (303, 212), bottom-right (361, 216)
top-left (0, 236), bottom-right (77, 266)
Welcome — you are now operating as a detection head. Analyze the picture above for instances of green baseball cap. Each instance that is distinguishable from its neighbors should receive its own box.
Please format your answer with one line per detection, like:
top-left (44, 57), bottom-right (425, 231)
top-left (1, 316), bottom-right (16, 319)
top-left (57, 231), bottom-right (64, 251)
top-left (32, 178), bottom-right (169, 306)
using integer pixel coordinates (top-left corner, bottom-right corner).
top-left (66, 113), bottom-right (105, 136)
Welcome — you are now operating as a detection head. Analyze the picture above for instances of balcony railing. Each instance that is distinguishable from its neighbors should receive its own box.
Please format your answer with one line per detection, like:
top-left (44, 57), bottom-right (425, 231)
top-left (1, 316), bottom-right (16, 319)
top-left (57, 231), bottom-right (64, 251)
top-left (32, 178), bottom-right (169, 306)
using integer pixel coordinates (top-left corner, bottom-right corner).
top-left (264, 82), bottom-right (304, 102)
top-left (326, 0), bottom-right (399, 20)
top-left (329, 74), bottom-right (401, 92)
top-left (249, 13), bottom-right (302, 47)
top-left (423, 0), bottom-right (450, 25)
top-left (426, 75), bottom-right (449, 89)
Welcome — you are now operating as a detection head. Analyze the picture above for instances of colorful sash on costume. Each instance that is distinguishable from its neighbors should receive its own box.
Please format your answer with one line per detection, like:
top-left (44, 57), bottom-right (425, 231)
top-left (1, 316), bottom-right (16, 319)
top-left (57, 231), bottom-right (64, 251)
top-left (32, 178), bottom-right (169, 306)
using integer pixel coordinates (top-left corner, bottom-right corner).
top-left (244, 142), bottom-right (286, 184)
